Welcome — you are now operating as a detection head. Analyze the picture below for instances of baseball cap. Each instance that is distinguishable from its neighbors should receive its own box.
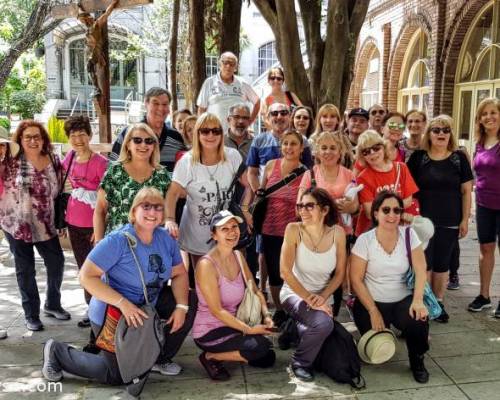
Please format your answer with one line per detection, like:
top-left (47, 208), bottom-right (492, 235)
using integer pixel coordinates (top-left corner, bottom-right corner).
top-left (348, 107), bottom-right (369, 120)
top-left (209, 210), bottom-right (243, 232)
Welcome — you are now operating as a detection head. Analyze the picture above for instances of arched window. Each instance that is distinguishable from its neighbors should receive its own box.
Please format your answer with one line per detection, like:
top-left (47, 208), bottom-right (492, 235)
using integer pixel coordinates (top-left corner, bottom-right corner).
top-left (398, 30), bottom-right (431, 114)
top-left (206, 55), bottom-right (218, 77)
top-left (454, 1), bottom-right (500, 147)
top-left (361, 48), bottom-right (380, 109)
top-left (258, 41), bottom-right (277, 76)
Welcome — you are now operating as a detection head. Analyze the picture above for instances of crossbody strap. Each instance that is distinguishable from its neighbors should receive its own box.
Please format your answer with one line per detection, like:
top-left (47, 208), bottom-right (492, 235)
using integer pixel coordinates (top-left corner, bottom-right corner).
top-left (261, 165), bottom-right (307, 198)
top-left (234, 250), bottom-right (254, 291)
top-left (405, 226), bottom-right (413, 274)
top-left (123, 232), bottom-right (150, 305)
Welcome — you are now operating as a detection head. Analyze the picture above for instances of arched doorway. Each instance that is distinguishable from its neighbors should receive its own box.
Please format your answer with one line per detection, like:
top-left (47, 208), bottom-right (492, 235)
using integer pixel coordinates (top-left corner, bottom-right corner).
top-left (360, 47), bottom-right (381, 109)
top-left (397, 29), bottom-right (431, 114)
top-left (454, 0), bottom-right (500, 153)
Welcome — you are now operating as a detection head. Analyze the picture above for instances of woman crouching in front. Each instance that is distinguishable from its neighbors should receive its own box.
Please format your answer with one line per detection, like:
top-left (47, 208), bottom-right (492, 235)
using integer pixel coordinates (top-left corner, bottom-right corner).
top-left (350, 191), bottom-right (429, 383)
top-left (193, 210), bottom-right (276, 381)
top-left (280, 188), bottom-right (346, 382)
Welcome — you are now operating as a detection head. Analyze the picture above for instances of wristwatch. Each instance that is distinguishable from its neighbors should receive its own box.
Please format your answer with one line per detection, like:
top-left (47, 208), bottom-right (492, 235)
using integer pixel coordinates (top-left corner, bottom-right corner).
top-left (176, 304), bottom-right (189, 312)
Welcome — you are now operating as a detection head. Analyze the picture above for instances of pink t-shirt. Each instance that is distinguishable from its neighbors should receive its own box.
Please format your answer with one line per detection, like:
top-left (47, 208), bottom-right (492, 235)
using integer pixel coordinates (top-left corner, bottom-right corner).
top-left (62, 152), bottom-right (108, 228)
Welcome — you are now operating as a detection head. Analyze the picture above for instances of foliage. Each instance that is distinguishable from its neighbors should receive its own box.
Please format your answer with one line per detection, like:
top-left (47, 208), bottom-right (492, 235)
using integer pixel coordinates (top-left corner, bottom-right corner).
top-left (0, 0), bottom-right (37, 44)
top-left (47, 116), bottom-right (67, 144)
top-left (0, 116), bottom-right (10, 130)
top-left (10, 89), bottom-right (44, 118)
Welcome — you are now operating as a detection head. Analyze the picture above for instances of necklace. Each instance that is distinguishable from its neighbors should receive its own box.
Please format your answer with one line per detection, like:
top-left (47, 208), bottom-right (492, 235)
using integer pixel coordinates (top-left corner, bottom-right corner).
top-left (302, 226), bottom-right (327, 252)
top-left (205, 162), bottom-right (220, 181)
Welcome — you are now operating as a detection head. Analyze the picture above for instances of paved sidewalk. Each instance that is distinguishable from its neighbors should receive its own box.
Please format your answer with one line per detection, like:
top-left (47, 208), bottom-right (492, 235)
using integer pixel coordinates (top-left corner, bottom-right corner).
top-left (0, 221), bottom-right (499, 400)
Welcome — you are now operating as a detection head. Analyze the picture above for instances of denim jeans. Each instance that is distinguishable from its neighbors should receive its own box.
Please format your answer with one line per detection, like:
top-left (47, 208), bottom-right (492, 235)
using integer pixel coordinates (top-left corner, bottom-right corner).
top-left (4, 231), bottom-right (64, 319)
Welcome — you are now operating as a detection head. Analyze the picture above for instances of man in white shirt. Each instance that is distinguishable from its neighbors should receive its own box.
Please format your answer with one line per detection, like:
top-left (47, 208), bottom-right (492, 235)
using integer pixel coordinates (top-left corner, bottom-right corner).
top-left (197, 52), bottom-right (260, 132)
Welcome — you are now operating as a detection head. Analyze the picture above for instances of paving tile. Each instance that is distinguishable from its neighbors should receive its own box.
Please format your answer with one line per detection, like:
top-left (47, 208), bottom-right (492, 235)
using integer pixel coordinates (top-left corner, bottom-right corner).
top-left (433, 353), bottom-right (500, 384)
top-left (459, 380), bottom-right (500, 400)
top-left (428, 329), bottom-right (500, 357)
top-left (357, 385), bottom-right (468, 400)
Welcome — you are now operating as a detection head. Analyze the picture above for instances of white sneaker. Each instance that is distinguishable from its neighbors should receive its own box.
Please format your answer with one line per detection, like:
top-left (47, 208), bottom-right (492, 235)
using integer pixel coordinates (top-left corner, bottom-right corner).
top-left (0, 329), bottom-right (7, 340)
top-left (151, 360), bottom-right (182, 376)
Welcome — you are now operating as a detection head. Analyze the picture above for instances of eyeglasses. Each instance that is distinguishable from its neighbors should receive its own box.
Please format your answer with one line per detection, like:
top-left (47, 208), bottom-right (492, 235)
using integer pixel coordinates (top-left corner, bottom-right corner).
top-left (380, 206), bottom-right (404, 215)
top-left (199, 128), bottom-right (223, 136)
top-left (270, 110), bottom-right (290, 117)
top-left (230, 115), bottom-right (250, 121)
top-left (269, 76), bottom-right (284, 82)
top-left (430, 127), bottom-right (452, 135)
top-left (140, 202), bottom-right (164, 212)
top-left (296, 202), bottom-right (318, 211)
top-left (221, 60), bottom-right (236, 67)
top-left (22, 135), bottom-right (42, 142)
top-left (387, 122), bottom-right (406, 130)
top-left (360, 143), bottom-right (384, 157)
top-left (132, 137), bottom-right (157, 145)
top-left (294, 115), bottom-right (310, 120)
top-left (370, 110), bottom-right (385, 116)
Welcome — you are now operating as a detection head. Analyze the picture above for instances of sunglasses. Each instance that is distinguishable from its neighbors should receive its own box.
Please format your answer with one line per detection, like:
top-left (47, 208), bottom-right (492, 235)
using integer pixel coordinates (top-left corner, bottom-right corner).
top-left (361, 143), bottom-right (384, 157)
top-left (296, 202), bottom-right (317, 211)
top-left (269, 76), bottom-right (284, 82)
top-left (294, 115), bottom-right (310, 120)
top-left (387, 122), bottom-right (406, 130)
top-left (370, 110), bottom-right (385, 116)
top-left (140, 202), bottom-right (164, 212)
top-left (199, 128), bottom-right (223, 136)
top-left (270, 110), bottom-right (290, 117)
top-left (380, 206), bottom-right (404, 215)
top-left (430, 127), bottom-right (452, 134)
top-left (221, 60), bottom-right (236, 67)
top-left (22, 135), bottom-right (42, 142)
top-left (132, 137), bottom-right (157, 145)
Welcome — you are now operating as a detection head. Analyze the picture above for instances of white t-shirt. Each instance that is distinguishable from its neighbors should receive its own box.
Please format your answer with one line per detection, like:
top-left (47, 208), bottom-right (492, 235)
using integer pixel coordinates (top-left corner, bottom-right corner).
top-left (196, 73), bottom-right (259, 132)
top-left (172, 147), bottom-right (242, 255)
top-left (352, 227), bottom-right (421, 303)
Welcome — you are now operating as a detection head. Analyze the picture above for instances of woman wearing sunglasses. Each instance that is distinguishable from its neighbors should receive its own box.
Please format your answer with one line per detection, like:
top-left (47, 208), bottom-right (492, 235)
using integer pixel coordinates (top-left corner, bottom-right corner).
top-left (94, 123), bottom-right (171, 244)
top-left (280, 188), bottom-right (346, 381)
top-left (355, 130), bottom-right (418, 237)
top-left (350, 190), bottom-right (430, 383)
top-left (165, 113), bottom-right (243, 289)
top-left (381, 112), bottom-right (407, 163)
top-left (261, 67), bottom-right (302, 130)
top-left (407, 115), bottom-right (473, 323)
top-left (291, 106), bottom-right (315, 138)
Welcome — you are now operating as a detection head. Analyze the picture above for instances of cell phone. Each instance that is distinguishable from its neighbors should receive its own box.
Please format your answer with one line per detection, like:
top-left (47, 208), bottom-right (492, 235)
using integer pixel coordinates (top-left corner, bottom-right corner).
top-left (266, 326), bottom-right (280, 333)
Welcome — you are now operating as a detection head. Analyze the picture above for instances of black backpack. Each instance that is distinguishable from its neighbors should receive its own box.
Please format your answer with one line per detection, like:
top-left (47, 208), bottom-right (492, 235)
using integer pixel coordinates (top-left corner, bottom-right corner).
top-left (314, 321), bottom-right (365, 389)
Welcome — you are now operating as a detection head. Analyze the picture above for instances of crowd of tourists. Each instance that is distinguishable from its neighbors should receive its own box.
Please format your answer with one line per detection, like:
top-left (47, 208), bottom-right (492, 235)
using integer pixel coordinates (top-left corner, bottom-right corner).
top-left (0, 51), bottom-right (499, 396)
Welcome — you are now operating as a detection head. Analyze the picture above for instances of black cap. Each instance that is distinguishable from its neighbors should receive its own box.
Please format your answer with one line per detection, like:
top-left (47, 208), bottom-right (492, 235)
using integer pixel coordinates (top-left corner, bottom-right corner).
top-left (348, 107), bottom-right (369, 120)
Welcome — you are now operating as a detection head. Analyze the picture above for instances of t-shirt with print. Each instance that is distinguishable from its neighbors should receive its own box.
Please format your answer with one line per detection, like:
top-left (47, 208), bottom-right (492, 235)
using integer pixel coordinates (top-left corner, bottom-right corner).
top-left (173, 147), bottom-right (242, 255)
top-left (407, 150), bottom-right (473, 227)
top-left (87, 223), bottom-right (182, 325)
top-left (355, 162), bottom-right (418, 236)
top-left (196, 73), bottom-right (259, 133)
top-left (352, 226), bottom-right (421, 303)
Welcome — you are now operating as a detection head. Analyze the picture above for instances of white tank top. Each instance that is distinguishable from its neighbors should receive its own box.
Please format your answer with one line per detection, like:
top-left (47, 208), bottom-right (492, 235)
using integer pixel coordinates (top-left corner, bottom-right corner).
top-left (280, 227), bottom-right (337, 304)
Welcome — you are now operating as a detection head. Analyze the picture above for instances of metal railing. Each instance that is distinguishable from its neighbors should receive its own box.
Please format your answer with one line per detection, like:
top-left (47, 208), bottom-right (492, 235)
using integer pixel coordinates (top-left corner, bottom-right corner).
top-left (69, 93), bottom-right (80, 117)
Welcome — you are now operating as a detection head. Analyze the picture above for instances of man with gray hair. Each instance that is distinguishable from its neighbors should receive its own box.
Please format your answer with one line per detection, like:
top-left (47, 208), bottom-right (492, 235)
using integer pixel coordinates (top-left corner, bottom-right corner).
top-left (224, 103), bottom-right (254, 161)
top-left (197, 52), bottom-right (260, 132)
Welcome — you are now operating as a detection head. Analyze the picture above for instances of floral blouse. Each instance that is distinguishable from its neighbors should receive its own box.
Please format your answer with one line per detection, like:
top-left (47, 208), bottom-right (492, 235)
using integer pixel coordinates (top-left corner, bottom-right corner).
top-left (100, 162), bottom-right (171, 233)
top-left (0, 155), bottom-right (61, 243)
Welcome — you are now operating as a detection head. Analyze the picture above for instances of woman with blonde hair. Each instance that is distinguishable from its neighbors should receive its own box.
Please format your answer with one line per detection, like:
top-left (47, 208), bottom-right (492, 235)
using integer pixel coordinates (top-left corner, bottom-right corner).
top-left (94, 123), bottom-right (170, 243)
top-left (407, 115), bottom-right (473, 323)
top-left (467, 98), bottom-right (500, 317)
top-left (165, 113), bottom-right (244, 288)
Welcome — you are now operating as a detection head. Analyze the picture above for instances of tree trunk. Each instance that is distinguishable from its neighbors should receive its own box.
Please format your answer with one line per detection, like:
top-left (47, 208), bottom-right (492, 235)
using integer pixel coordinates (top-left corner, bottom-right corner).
top-left (220, 0), bottom-right (242, 59)
top-left (169, 0), bottom-right (180, 111)
top-left (189, 0), bottom-right (206, 112)
top-left (0, 1), bottom-right (59, 90)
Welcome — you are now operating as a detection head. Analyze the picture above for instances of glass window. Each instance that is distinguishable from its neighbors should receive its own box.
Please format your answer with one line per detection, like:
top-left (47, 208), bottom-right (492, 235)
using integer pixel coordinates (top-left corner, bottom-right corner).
top-left (206, 55), bottom-right (218, 77)
top-left (458, 91), bottom-right (472, 140)
top-left (475, 49), bottom-right (491, 81)
top-left (361, 48), bottom-right (380, 108)
top-left (258, 41), bottom-right (277, 76)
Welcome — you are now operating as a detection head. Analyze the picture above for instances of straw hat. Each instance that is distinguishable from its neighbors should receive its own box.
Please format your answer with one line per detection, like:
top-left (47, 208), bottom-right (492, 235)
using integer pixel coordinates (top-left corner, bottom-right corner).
top-left (0, 126), bottom-right (19, 157)
top-left (411, 216), bottom-right (434, 250)
top-left (357, 329), bottom-right (397, 364)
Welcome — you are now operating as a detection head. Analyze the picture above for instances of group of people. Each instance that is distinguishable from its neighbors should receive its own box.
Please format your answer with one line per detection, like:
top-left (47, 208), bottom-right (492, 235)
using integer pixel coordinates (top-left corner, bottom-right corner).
top-left (0, 50), bottom-right (498, 394)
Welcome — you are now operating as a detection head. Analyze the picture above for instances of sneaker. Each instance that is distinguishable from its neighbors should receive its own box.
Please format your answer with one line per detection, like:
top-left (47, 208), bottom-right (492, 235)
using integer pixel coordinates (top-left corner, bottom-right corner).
top-left (198, 352), bottom-right (230, 381)
top-left (25, 317), bottom-right (44, 331)
top-left (494, 302), bottom-right (500, 319)
top-left (77, 317), bottom-right (90, 328)
top-left (291, 364), bottom-right (314, 382)
top-left (468, 295), bottom-right (492, 312)
top-left (409, 354), bottom-right (429, 384)
top-left (447, 275), bottom-right (460, 290)
top-left (44, 307), bottom-right (71, 321)
top-left (126, 373), bottom-right (149, 398)
top-left (151, 360), bottom-right (182, 376)
top-left (42, 339), bottom-right (63, 382)
top-left (272, 310), bottom-right (288, 329)
top-left (0, 329), bottom-right (7, 340)
top-left (435, 302), bottom-right (449, 323)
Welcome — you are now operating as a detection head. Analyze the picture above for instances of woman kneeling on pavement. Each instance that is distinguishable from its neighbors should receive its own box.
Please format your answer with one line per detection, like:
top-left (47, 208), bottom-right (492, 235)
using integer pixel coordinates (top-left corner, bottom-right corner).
top-left (42, 188), bottom-right (195, 386)
top-left (193, 210), bottom-right (276, 381)
top-left (280, 188), bottom-right (346, 382)
top-left (350, 191), bottom-right (430, 383)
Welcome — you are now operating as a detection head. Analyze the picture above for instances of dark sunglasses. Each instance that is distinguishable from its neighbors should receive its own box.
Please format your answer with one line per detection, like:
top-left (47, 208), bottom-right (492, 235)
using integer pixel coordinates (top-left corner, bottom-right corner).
top-left (269, 76), bottom-right (284, 82)
top-left (361, 143), bottom-right (384, 157)
top-left (140, 202), bottom-right (164, 212)
top-left (296, 202), bottom-right (317, 211)
top-left (380, 206), bottom-right (404, 215)
top-left (294, 115), bottom-right (310, 120)
top-left (370, 109), bottom-right (385, 116)
top-left (430, 127), bottom-right (452, 135)
top-left (199, 128), bottom-right (223, 136)
top-left (270, 110), bottom-right (290, 117)
top-left (132, 137), bottom-right (157, 145)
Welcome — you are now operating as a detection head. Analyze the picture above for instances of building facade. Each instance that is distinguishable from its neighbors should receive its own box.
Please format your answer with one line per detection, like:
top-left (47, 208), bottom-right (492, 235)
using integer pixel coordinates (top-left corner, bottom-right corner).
top-left (348, 0), bottom-right (500, 154)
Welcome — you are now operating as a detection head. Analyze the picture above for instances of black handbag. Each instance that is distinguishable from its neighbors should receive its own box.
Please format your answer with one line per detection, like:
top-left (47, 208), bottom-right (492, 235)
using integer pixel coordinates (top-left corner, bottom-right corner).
top-left (216, 162), bottom-right (254, 249)
top-left (51, 152), bottom-right (75, 230)
top-left (250, 165), bottom-right (307, 235)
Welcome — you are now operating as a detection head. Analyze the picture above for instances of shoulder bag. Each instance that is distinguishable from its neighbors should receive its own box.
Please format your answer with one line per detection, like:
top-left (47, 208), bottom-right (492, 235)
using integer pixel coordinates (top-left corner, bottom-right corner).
top-left (404, 227), bottom-right (442, 320)
top-left (234, 250), bottom-right (262, 326)
top-left (51, 151), bottom-right (75, 230)
top-left (250, 165), bottom-right (307, 234)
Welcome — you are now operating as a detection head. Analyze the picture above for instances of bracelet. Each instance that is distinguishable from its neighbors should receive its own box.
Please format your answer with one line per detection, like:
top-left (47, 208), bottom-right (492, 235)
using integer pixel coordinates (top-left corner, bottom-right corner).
top-left (165, 216), bottom-right (175, 221)
top-left (175, 304), bottom-right (189, 312)
top-left (241, 205), bottom-right (249, 212)
top-left (114, 297), bottom-right (125, 307)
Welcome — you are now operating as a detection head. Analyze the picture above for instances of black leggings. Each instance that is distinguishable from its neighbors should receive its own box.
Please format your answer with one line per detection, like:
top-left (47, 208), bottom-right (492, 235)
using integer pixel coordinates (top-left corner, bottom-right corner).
top-left (261, 234), bottom-right (284, 287)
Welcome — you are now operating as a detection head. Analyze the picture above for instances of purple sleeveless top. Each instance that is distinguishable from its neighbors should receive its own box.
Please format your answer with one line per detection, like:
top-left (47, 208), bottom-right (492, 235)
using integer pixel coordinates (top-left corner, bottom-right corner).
top-left (192, 252), bottom-right (245, 339)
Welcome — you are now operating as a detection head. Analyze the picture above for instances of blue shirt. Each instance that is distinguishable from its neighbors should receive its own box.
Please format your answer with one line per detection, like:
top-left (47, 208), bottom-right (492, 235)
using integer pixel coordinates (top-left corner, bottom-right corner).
top-left (246, 131), bottom-right (313, 170)
top-left (88, 224), bottom-right (182, 325)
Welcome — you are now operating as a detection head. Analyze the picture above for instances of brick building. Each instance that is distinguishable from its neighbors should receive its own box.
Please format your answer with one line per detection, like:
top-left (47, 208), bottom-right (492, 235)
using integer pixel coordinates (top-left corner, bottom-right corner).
top-left (348, 0), bottom-right (500, 154)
